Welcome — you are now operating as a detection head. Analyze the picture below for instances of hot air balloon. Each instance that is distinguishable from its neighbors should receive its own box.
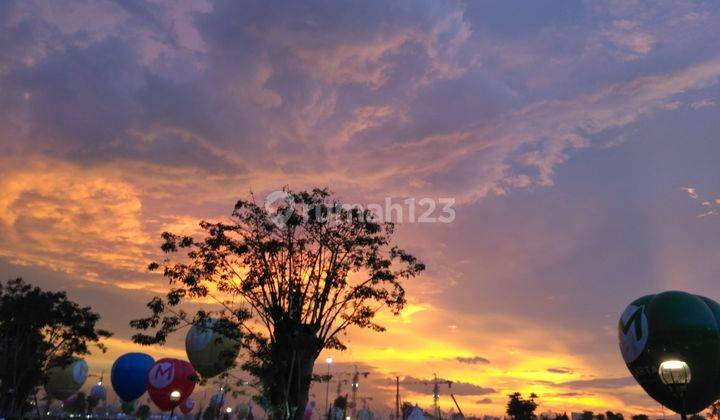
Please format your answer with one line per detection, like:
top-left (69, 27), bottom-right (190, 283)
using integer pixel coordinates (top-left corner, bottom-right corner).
top-left (90, 381), bottom-right (107, 401)
top-left (62, 393), bottom-right (78, 407)
top-left (210, 392), bottom-right (225, 408)
top-left (357, 407), bottom-right (374, 420)
top-left (111, 352), bottom-right (155, 402)
top-left (185, 318), bottom-right (241, 378)
top-left (44, 359), bottom-right (88, 400)
top-left (180, 398), bottom-right (195, 414)
top-left (147, 358), bottom-right (196, 412)
top-left (406, 405), bottom-right (424, 420)
top-left (619, 291), bottom-right (720, 415)
top-left (304, 400), bottom-right (316, 420)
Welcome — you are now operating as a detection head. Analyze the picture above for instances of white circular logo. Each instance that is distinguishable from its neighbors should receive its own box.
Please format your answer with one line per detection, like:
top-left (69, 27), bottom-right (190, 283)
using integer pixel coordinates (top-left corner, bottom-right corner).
top-left (187, 324), bottom-right (214, 352)
top-left (264, 190), bottom-right (295, 228)
top-left (618, 303), bottom-right (649, 363)
top-left (148, 362), bottom-right (175, 389)
top-left (72, 360), bottom-right (88, 385)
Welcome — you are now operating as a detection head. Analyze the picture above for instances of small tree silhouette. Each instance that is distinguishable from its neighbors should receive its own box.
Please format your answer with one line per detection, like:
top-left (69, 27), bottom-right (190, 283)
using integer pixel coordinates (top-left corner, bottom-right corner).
top-left (506, 392), bottom-right (538, 420)
top-left (606, 411), bottom-right (624, 420)
top-left (136, 404), bottom-right (151, 420)
top-left (0, 278), bottom-right (111, 417)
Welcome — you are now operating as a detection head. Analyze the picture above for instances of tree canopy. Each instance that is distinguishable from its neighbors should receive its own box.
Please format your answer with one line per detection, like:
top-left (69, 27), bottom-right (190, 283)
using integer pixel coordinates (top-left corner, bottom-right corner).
top-left (606, 411), bottom-right (624, 420)
top-left (507, 392), bottom-right (539, 420)
top-left (0, 278), bottom-right (111, 417)
top-left (132, 188), bottom-right (424, 419)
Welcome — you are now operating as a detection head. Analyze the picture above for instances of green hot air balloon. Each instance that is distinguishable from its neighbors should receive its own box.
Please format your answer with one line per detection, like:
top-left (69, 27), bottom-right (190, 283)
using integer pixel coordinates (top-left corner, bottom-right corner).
top-left (44, 359), bottom-right (89, 400)
top-left (619, 291), bottom-right (720, 415)
top-left (185, 318), bottom-right (240, 378)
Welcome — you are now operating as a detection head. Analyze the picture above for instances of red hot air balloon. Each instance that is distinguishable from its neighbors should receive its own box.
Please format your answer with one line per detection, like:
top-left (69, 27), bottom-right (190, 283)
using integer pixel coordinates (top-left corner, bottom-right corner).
top-left (180, 398), bottom-right (195, 414)
top-left (147, 358), bottom-right (196, 412)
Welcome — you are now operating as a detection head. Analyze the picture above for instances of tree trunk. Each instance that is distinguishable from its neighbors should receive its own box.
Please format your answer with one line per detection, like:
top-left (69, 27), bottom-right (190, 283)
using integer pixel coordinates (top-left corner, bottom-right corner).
top-left (291, 357), bottom-right (315, 420)
top-left (266, 320), bottom-right (321, 420)
top-left (0, 394), bottom-right (25, 419)
top-left (0, 380), bottom-right (31, 418)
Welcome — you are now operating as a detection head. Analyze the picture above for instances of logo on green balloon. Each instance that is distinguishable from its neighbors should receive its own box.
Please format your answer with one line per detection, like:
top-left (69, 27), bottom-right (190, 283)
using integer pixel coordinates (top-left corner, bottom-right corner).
top-left (618, 303), bottom-right (648, 363)
top-left (619, 292), bottom-right (720, 415)
top-left (72, 360), bottom-right (88, 385)
top-left (186, 326), bottom-right (213, 352)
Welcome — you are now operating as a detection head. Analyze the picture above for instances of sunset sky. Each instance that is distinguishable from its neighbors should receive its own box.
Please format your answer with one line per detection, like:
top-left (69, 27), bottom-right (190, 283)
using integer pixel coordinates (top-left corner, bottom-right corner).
top-left (2, 0), bottom-right (720, 417)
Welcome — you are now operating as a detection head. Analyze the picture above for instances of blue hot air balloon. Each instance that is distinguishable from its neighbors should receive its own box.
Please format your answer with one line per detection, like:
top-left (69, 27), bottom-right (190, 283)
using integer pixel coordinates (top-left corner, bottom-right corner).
top-left (90, 381), bottom-right (106, 401)
top-left (111, 352), bottom-right (155, 402)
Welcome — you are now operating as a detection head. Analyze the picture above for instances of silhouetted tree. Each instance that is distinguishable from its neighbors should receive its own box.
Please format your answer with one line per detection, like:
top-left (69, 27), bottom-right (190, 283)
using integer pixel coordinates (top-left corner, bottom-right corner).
top-left (506, 392), bottom-right (538, 420)
top-left (131, 188), bottom-right (424, 420)
top-left (631, 415), bottom-right (648, 420)
top-left (136, 404), bottom-right (151, 420)
top-left (0, 278), bottom-right (111, 417)
top-left (606, 411), bottom-right (623, 420)
top-left (554, 413), bottom-right (569, 420)
top-left (595, 413), bottom-right (605, 420)
top-left (579, 412), bottom-right (594, 420)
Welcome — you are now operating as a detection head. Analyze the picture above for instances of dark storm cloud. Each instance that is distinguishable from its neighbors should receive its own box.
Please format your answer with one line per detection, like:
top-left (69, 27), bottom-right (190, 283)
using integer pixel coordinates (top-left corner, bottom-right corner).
top-left (547, 367), bottom-right (574, 374)
top-left (547, 392), bottom-right (586, 398)
top-left (455, 356), bottom-right (491, 365)
top-left (3, 0), bottom-right (720, 201)
top-left (401, 376), bottom-right (495, 396)
top-left (8, 38), bottom-right (145, 149)
top-left (0, 1), bottom-right (269, 172)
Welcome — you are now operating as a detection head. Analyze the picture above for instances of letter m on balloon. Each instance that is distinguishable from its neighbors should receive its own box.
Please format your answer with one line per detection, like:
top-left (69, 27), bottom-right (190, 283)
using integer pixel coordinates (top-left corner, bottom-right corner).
top-left (619, 303), bottom-right (649, 364)
top-left (621, 306), bottom-right (644, 339)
